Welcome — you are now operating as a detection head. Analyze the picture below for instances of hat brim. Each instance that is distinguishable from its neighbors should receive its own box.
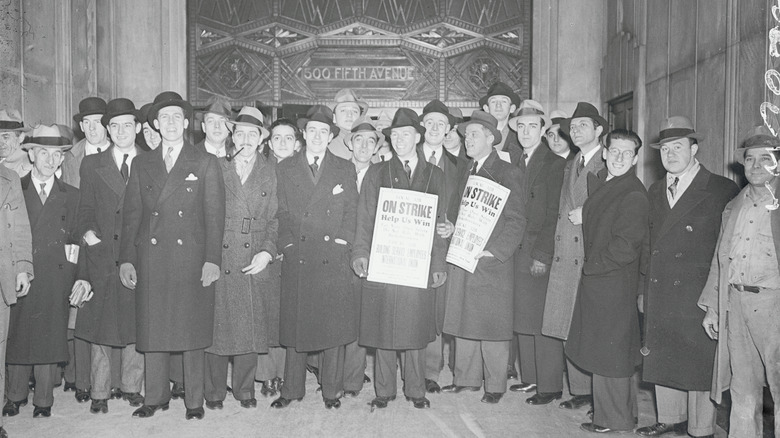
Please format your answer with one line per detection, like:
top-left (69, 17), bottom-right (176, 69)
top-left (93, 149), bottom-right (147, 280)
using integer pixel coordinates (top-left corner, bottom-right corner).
top-left (148, 100), bottom-right (194, 125)
top-left (74, 110), bottom-right (105, 123)
top-left (101, 110), bottom-right (138, 127)
top-left (561, 115), bottom-right (609, 137)
top-left (333, 101), bottom-right (369, 116)
top-left (228, 121), bottom-right (270, 140)
top-left (297, 118), bottom-right (340, 137)
top-left (22, 138), bottom-right (73, 151)
top-left (648, 132), bottom-right (706, 149)
top-left (457, 120), bottom-right (502, 146)
top-left (478, 94), bottom-right (522, 110)
top-left (508, 114), bottom-right (551, 132)
top-left (381, 123), bottom-right (426, 140)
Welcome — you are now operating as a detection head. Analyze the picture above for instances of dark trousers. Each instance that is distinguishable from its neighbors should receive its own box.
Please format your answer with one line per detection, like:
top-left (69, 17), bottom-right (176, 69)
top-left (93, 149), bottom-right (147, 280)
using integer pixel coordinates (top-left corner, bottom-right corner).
top-left (8, 363), bottom-right (57, 408)
top-left (144, 349), bottom-right (204, 409)
top-left (424, 333), bottom-right (455, 381)
top-left (64, 334), bottom-right (93, 390)
top-left (592, 372), bottom-right (638, 430)
top-left (281, 345), bottom-right (345, 400)
top-left (375, 348), bottom-right (425, 399)
top-left (204, 352), bottom-right (256, 402)
top-left (517, 333), bottom-right (564, 393)
top-left (170, 352), bottom-right (183, 384)
top-left (343, 340), bottom-right (367, 392)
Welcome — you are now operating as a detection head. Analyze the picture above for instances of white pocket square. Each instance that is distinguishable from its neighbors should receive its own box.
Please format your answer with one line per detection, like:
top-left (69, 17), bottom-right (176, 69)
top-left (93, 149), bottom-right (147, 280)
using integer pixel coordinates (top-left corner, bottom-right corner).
top-left (185, 173), bottom-right (198, 181)
top-left (332, 184), bottom-right (343, 195)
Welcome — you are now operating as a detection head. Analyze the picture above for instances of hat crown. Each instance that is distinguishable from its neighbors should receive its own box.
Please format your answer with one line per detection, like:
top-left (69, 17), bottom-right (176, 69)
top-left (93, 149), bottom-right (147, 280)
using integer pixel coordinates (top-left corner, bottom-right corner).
top-left (30, 124), bottom-right (62, 138)
top-left (470, 111), bottom-right (498, 128)
top-left (742, 125), bottom-right (780, 148)
top-left (422, 100), bottom-right (449, 116)
top-left (448, 106), bottom-right (463, 120)
top-left (333, 89), bottom-right (361, 105)
top-left (78, 97), bottom-right (107, 114)
top-left (660, 116), bottom-right (694, 132)
top-left (153, 91), bottom-right (185, 107)
top-left (350, 116), bottom-right (377, 132)
top-left (570, 102), bottom-right (602, 121)
top-left (305, 105), bottom-right (334, 122)
top-left (0, 109), bottom-right (23, 124)
top-left (236, 106), bottom-right (264, 124)
top-left (200, 96), bottom-right (232, 118)
top-left (517, 99), bottom-right (545, 114)
top-left (390, 108), bottom-right (420, 127)
top-left (137, 103), bottom-right (154, 124)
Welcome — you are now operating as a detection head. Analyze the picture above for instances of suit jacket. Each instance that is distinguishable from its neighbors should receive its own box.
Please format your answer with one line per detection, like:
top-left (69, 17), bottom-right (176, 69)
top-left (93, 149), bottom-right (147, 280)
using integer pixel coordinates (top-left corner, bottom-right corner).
top-left (276, 150), bottom-right (358, 352)
top-left (0, 166), bottom-right (33, 306)
top-left (119, 140), bottom-right (225, 352)
top-left (514, 145), bottom-right (566, 334)
top-left (444, 150), bottom-right (527, 341)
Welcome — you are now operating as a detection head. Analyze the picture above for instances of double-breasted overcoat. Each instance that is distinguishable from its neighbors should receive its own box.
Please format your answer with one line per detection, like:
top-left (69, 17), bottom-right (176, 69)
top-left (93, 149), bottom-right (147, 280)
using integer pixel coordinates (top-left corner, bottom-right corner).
top-left (0, 166), bottom-right (33, 306)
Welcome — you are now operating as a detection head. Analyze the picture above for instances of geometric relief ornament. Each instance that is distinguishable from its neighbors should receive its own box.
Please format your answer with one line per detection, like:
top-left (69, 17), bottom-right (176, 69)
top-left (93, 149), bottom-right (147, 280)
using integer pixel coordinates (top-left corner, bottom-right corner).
top-left (468, 56), bottom-right (502, 92)
top-left (197, 47), bottom-right (274, 101)
top-left (409, 26), bottom-right (473, 49)
top-left (444, 47), bottom-right (527, 102)
top-left (245, 25), bottom-right (308, 48)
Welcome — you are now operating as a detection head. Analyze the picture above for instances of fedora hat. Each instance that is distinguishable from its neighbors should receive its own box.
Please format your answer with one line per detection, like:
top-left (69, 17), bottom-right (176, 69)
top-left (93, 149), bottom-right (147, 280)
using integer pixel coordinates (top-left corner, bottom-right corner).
top-left (549, 110), bottom-right (568, 128)
top-left (101, 98), bottom-right (138, 127)
top-left (332, 89), bottom-right (368, 115)
top-left (735, 125), bottom-right (780, 164)
top-left (297, 105), bottom-right (340, 137)
top-left (381, 108), bottom-right (425, 139)
top-left (422, 100), bottom-right (456, 126)
top-left (196, 96), bottom-right (233, 120)
top-left (478, 82), bottom-right (521, 109)
top-left (148, 91), bottom-right (193, 124)
top-left (73, 97), bottom-right (107, 123)
top-left (457, 110), bottom-right (502, 145)
top-left (565, 102), bottom-right (608, 133)
top-left (649, 116), bottom-right (706, 149)
top-left (508, 99), bottom-right (551, 131)
top-left (0, 109), bottom-right (30, 132)
top-left (448, 106), bottom-right (464, 124)
top-left (22, 124), bottom-right (73, 151)
top-left (229, 106), bottom-right (270, 140)
top-left (348, 116), bottom-right (383, 143)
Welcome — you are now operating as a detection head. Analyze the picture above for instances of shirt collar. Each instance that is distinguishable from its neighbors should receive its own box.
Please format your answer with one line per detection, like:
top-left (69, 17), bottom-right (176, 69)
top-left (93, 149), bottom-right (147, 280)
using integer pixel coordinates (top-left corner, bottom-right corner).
top-left (204, 140), bottom-right (226, 157)
top-left (306, 150), bottom-right (324, 165)
top-left (581, 145), bottom-right (602, 166)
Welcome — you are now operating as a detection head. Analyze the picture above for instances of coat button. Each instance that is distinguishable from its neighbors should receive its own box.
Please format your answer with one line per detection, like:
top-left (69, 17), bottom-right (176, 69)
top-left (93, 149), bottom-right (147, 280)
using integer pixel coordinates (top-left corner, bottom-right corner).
top-left (574, 237), bottom-right (578, 242)
top-left (115, 261), bottom-right (120, 267)
top-left (300, 236), bottom-right (306, 241)
top-left (225, 270), bottom-right (230, 274)
top-left (326, 210), bottom-right (331, 215)
top-left (640, 346), bottom-right (650, 356)
top-left (323, 259), bottom-right (328, 264)
top-left (186, 187), bottom-right (193, 192)
top-left (113, 234), bottom-right (118, 240)
top-left (59, 264), bottom-right (63, 269)
top-left (151, 238), bottom-right (157, 245)
top-left (223, 243), bottom-right (229, 248)
top-left (651, 278), bottom-right (658, 283)
top-left (299, 259), bottom-right (305, 264)
top-left (324, 235), bottom-right (330, 242)
top-left (673, 280), bottom-right (681, 286)
top-left (152, 211), bottom-right (159, 216)
top-left (652, 249), bottom-right (659, 255)
top-left (177, 239), bottom-right (183, 245)
top-left (244, 243), bottom-right (250, 248)
top-left (178, 211), bottom-right (183, 217)
top-left (555, 256), bottom-right (560, 262)
top-left (556, 236), bottom-right (560, 241)
top-left (574, 259), bottom-right (578, 265)
top-left (685, 225), bottom-right (693, 232)
top-left (116, 210), bottom-right (120, 214)
top-left (261, 191), bottom-right (266, 197)
top-left (675, 252), bottom-right (682, 258)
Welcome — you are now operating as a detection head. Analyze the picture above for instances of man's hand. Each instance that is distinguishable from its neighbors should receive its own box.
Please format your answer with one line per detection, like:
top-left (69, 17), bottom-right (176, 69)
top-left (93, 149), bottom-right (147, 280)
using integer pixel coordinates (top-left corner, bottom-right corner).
top-left (70, 280), bottom-right (94, 308)
top-left (530, 259), bottom-right (548, 277)
top-left (119, 263), bottom-right (137, 290)
top-left (568, 207), bottom-right (583, 225)
top-left (242, 252), bottom-right (273, 275)
top-left (15, 272), bottom-right (30, 297)
top-left (83, 230), bottom-right (102, 246)
top-left (702, 307), bottom-right (719, 340)
top-left (201, 262), bottom-right (220, 287)
top-left (436, 220), bottom-right (455, 239)
top-left (637, 294), bottom-right (644, 314)
top-left (352, 257), bottom-right (368, 278)
top-left (431, 271), bottom-right (447, 288)
top-left (474, 250), bottom-right (494, 260)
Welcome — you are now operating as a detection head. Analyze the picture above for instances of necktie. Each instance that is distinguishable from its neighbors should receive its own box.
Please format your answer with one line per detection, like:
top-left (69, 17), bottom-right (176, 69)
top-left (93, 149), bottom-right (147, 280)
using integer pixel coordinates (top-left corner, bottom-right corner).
top-left (310, 155), bottom-right (320, 177)
top-left (380, 155), bottom-right (386, 162)
top-left (120, 154), bottom-right (129, 183)
top-left (404, 160), bottom-right (412, 181)
top-left (576, 155), bottom-right (585, 177)
top-left (428, 151), bottom-right (437, 166)
top-left (668, 176), bottom-right (679, 199)
top-left (520, 152), bottom-right (528, 170)
top-left (470, 162), bottom-right (478, 175)
top-left (39, 182), bottom-right (47, 204)
top-left (164, 147), bottom-right (174, 173)
top-left (97, 147), bottom-right (102, 153)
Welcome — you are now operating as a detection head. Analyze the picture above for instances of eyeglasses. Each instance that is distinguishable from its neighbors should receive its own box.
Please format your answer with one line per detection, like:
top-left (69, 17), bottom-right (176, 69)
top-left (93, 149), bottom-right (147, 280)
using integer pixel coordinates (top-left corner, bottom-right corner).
top-left (607, 149), bottom-right (636, 159)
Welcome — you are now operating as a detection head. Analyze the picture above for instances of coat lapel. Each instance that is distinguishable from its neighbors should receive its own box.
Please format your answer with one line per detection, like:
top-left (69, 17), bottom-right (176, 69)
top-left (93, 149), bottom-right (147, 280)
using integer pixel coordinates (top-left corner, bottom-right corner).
top-left (21, 174), bottom-right (43, 229)
top-left (655, 167), bottom-right (713, 239)
top-left (95, 147), bottom-right (128, 199)
top-left (0, 171), bottom-right (12, 207)
top-left (308, 151), bottom-right (339, 207)
top-left (157, 142), bottom-right (198, 205)
top-left (524, 146), bottom-right (547, 199)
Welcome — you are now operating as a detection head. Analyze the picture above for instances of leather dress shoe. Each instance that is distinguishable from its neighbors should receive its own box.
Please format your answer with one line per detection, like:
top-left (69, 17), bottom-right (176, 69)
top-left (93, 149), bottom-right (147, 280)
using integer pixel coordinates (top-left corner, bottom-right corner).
top-left (240, 398), bottom-right (257, 409)
top-left (32, 405), bottom-right (51, 418)
top-left (425, 379), bottom-right (441, 393)
top-left (344, 390), bottom-right (360, 397)
top-left (2, 399), bottom-right (27, 417)
top-left (559, 394), bottom-right (593, 409)
top-left (170, 381), bottom-right (185, 400)
top-left (28, 377), bottom-right (35, 391)
top-left (270, 396), bottom-right (301, 409)
top-left (122, 392), bottom-right (144, 407)
top-left (481, 392), bottom-right (503, 404)
top-left (363, 374), bottom-right (371, 383)
top-left (205, 400), bottom-right (223, 410)
top-left (185, 407), bottom-right (204, 420)
top-left (368, 395), bottom-right (396, 410)
top-left (509, 382), bottom-right (537, 393)
top-left (587, 407), bottom-right (594, 420)
top-left (132, 403), bottom-right (170, 418)
top-left (580, 422), bottom-right (615, 433)
top-left (507, 366), bottom-right (519, 380)
top-left (90, 399), bottom-right (108, 414)
top-left (75, 388), bottom-right (91, 403)
top-left (635, 421), bottom-right (687, 436)
top-left (441, 384), bottom-right (480, 393)
top-left (324, 398), bottom-right (341, 409)
top-left (526, 391), bottom-right (563, 405)
top-left (63, 382), bottom-right (76, 392)
top-left (260, 380), bottom-right (277, 397)
top-left (405, 396), bottom-right (430, 409)
top-left (110, 387), bottom-right (123, 399)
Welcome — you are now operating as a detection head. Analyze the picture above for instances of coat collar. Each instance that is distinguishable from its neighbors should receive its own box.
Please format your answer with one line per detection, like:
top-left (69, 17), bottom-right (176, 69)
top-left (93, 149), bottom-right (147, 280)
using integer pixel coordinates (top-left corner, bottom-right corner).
top-left (652, 166), bottom-right (713, 238)
top-left (156, 140), bottom-right (200, 206)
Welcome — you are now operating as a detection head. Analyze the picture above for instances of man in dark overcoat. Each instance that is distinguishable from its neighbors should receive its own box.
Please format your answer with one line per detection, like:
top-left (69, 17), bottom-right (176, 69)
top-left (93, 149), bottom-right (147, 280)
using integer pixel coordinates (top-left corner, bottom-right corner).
top-left (352, 108), bottom-right (447, 410)
top-left (73, 99), bottom-right (146, 414)
top-left (195, 96), bottom-right (232, 158)
top-left (480, 82), bottom-right (522, 163)
top-left (637, 117), bottom-right (738, 438)
top-left (507, 100), bottom-right (567, 405)
top-left (5, 125), bottom-right (80, 418)
top-left (441, 111), bottom-right (526, 404)
top-left (119, 91), bottom-right (225, 420)
top-left (273, 105), bottom-right (358, 410)
top-left (566, 129), bottom-right (648, 433)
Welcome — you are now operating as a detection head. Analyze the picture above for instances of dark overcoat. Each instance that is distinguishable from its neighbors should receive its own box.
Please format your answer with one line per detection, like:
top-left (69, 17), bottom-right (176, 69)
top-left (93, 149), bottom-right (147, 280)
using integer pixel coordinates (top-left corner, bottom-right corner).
top-left (0, 166), bottom-right (34, 307)
top-left (206, 153), bottom-right (278, 356)
top-left (514, 145), bottom-right (565, 334)
top-left (542, 148), bottom-right (606, 340)
top-left (354, 151), bottom-right (447, 350)
top-left (74, 147), bottom-right (142, 346)
top-left (276, 151), bottom-right (358, 352)
top-left (565, 169), bottom-right (648, 378)
top-left (119, 141), bottom-right (225, 352)
top-left (444, 151), bottom-right (527, 341)
top-left (642, 166), bottom-right (738, 390)
top-left (7, 175), bottom-right (79, 364)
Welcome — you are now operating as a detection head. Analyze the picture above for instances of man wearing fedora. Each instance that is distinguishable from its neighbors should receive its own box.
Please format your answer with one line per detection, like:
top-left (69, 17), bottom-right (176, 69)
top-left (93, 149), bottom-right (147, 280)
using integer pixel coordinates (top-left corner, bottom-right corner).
top-left (542, 102), bottom-right (607, 413)
top-left (507, 100), bottom-right (567, 406)
top-left (699, 125), bottom-right (780, 438)
top-left (443, 106), bottom-right (466, 160)
top-left (328, 89), bottom-right (369, 161)
top-left (0, 109), bottom-right (32, 177)
top-left (273, 105), bottom-right (358, 410)
top-left (196, 96), bottom-right (233, 158)
top-left (5, 125), bottom-right (80, 419)
top-left (440, 110), bottom-right (526, 404)
top-left (352, 107), bottom-right (447, 410)
top-left (637, 117), bottom-right (737, 438)
top-left (546, 110), bottom-right (578, 160)
top-left (70, 98), bottom-right (147, 414)
top-left (480, 81), bottom-right (522, 163)
top-left (119, 91), bottom-right (226, 420)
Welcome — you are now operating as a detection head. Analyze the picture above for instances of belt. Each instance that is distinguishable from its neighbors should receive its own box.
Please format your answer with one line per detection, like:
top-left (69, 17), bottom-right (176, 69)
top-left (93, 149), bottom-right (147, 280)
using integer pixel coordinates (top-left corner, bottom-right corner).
top-left (730, 284), bottom-right (762, 293)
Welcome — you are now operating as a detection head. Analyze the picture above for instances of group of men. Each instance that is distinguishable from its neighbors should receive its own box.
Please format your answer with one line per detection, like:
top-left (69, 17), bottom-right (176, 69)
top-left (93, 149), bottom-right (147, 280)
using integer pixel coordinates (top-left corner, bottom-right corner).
top-left (0, 81), bottom-right (776, 438)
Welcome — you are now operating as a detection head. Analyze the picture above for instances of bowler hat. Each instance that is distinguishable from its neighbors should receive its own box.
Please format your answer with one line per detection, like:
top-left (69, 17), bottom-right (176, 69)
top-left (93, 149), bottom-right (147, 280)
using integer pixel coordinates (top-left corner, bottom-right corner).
top-left (101, 98), bottom-right (138, 127)
top-left (649, 116), bottom-right (706, 149)
top-left (229, 106), bottom-right (270, 140)
top-left (136, 103), bottom-right (154, 126)
top-left (457, 111), bottom-right (502, 145)
top-left (478, 82), bottom-right (521, 109)
top-left (196, 96), bottom-right (233, 120)
top-left (148, 91), bottom-right (193, 124)
top-left (297, 105), bottom-right (340, 137)
top-left (422, 100), bottom-right (456, 126)
top-left (22, 124), bottom-right (73, 151)
top-left (73, 97), bottom-right (107, 123)
top-left (0, 109), bottom-right (30, 132)
top-left (565, 102), bottom-right (608, 133)
top-left (735, 125), bottom-right (780, 164)
top-left (332, 89), bottom-right (368, 115)
top-left (508, 99), bottom-right (551, 132)
top-left (381, 108), bottom-right (425, 139)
